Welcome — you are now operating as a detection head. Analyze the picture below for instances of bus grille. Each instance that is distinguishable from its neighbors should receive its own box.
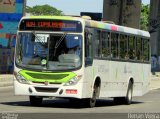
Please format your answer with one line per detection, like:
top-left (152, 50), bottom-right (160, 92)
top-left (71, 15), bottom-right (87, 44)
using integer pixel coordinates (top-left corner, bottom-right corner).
top-left (26, 73), bottom-right (69, 80)
top-left (35, 87), bottom-right (58, 93)
top-left (19, 70), bottom-right (76, 84)
top-left (32, 81), bottom-right (62, 84)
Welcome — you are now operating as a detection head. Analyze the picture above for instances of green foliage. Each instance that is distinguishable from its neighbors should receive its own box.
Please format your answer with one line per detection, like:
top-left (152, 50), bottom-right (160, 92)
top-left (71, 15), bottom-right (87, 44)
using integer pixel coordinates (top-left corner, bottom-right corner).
top-left (26, 4), bottom-right (63, 16)
top-left (140, 4), bottom-right (150, 31)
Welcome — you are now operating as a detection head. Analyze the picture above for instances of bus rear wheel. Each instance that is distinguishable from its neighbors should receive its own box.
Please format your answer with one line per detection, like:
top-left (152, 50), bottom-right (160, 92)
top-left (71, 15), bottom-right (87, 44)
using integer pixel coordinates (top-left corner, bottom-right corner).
top-left (125, 81), bottom-right (133, 105)
top-left (29, 96), bottom-right (43, 106)
top-left (114, 81), bottom-right (133, 105)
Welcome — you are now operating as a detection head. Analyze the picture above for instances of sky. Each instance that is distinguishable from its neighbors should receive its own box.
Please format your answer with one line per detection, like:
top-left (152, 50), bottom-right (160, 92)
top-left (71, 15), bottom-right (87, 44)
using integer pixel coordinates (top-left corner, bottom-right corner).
top-left (27, 0), bottom-right (150, 15)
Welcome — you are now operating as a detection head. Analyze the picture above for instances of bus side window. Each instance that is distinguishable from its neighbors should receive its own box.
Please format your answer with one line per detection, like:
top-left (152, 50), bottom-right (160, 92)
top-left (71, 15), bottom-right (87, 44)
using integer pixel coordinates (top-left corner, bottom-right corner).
top-left (94, 30), bottom-right (101, 58)
top-left (128, 36), bottom-right (136, 60)
top-left (101, 31), bottom-right (110, 58)
top-left (111, 33), bottom-right (119, 58)
top-left (120, 34), bottom-right (128, 59)
top-left (143, 38), bottom-right (150, 62)
top-left (136, 37), bottom-right (142, 61)
top-left (85, 28), bottom-right (93, 66)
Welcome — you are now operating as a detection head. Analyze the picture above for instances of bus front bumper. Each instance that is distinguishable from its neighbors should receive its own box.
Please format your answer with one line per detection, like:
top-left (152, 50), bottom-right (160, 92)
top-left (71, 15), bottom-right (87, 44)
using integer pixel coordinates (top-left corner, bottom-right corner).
top-left (14, 79), bottom-right (83, 99)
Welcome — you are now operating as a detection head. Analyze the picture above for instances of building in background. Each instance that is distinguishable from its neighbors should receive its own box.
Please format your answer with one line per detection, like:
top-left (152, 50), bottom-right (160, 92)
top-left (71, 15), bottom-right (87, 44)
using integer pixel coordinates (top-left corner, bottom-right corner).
top-left (0, 0), bottom-right (25, 74)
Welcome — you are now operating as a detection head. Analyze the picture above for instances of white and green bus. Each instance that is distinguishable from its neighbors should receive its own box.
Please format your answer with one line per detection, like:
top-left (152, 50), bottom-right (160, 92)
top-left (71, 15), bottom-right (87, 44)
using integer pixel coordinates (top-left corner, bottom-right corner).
top-left (14, 16), bottom-right (150, 108)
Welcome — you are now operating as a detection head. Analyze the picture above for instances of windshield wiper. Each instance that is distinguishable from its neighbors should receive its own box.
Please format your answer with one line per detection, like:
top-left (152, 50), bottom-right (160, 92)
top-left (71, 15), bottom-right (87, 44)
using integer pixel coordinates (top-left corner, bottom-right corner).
top-left (54, 33), bottom-right (67, 56)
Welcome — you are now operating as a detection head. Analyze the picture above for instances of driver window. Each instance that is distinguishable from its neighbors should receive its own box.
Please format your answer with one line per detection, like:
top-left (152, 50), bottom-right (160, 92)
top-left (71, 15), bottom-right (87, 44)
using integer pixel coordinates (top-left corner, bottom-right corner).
top-left (85, 28), bottom-right (93, 66)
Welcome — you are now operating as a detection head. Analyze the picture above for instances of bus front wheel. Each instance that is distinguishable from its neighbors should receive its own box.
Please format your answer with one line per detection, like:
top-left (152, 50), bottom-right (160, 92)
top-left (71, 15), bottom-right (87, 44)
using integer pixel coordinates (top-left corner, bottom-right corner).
top-left (86, 84), bottom-right (100, 108)
top-left (29, 96), bottom-right (43, 106)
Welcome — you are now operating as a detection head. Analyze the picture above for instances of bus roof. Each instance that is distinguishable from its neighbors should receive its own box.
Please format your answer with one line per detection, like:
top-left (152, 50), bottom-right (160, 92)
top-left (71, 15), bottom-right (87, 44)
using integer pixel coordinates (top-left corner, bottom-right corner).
top-left (21, 16), bottom-right (150, 38)
top-left (84, 19), bottom-right (150, 38)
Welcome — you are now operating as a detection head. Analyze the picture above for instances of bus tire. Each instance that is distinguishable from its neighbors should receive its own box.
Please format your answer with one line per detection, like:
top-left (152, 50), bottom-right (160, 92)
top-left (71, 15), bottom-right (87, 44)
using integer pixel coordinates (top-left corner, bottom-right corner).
top-left (86, 84), bottom-right (99, 108)
top-left (125, 81), bottom-right (133, 105)
top-left (29, 96), bottom-right (43, 106)
top-left (114, 81), bottom-right (133, 105)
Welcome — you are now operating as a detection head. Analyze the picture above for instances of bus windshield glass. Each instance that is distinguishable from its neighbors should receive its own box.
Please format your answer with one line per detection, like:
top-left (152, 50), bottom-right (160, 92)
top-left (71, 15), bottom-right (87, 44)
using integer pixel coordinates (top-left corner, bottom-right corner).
top-left (16, 32), bottom-right (82, 71)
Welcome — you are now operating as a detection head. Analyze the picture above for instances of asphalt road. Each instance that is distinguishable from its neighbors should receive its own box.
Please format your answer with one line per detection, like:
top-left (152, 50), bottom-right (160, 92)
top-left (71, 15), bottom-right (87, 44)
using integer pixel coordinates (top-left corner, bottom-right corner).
top-left (0, 88), bottom-right (160, 119)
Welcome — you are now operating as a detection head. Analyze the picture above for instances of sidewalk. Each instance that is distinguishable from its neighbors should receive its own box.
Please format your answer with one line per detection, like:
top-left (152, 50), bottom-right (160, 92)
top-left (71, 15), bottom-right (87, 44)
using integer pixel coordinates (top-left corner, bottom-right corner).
top-left (0, 74), bottom-right (13, 92)
top-left (150, 73), bottom-right (160, 90)
top-left (0, 74), bottom-right (160, 91)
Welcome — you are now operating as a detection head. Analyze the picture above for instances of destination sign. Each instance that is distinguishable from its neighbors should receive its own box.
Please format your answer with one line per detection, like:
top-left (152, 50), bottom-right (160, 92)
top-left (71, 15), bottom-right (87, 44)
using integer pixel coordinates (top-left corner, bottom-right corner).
top-left (19, 19), bottom-right (82, 32)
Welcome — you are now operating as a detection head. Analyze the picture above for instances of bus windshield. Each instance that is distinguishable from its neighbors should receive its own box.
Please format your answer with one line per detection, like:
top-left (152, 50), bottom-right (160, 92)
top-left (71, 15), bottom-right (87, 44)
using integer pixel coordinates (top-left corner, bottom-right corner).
top-left (16, 32), bottom-right (82, 71)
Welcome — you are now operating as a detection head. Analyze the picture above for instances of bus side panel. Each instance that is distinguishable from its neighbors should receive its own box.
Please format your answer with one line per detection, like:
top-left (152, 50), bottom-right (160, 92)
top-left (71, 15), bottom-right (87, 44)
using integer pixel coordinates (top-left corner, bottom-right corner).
top-left (142, 64), bottom-right (151, 95)
top-left (92, 59), bottom-right (111, 97)
top-left (130, 62), bottom-right (143, 96)
top-left (107, 61), bottom-right (129, 97)
top-left (90, 59), bottom-right (151, 98)
top-left (83, 66), bottom-right (94, 98)
top-left (92, 60), bottom-right (128, 98)
top-left (132, 63), bottom-right (151, 96)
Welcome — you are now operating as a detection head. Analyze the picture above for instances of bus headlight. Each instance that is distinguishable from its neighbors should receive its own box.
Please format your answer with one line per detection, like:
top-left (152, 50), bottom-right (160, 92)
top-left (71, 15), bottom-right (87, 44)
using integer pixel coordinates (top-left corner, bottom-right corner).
top-left (14, 72), bottom-right (30, 84)
top-left (64, 75), bottom-right (82, 86)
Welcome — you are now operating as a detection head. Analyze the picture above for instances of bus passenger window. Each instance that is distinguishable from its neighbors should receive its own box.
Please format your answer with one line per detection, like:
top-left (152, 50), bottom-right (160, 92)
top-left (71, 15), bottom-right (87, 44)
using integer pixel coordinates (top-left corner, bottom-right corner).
top-left (120, 35), bottom-right (128, 59)
top-left (102, 31), bottom-right (110, 58)
top-left (143, 39), bottom-right (150, 62)
top-left (95, 30), bottom-right (101, 58)
top-left (128, 36), bottom-right (136, 60)
top-left (136, 37), bottom-right (142, 61)
top-left (111, 33), bottom-right (119, 58)
top-left (136, 49), bottom-right (141, 60)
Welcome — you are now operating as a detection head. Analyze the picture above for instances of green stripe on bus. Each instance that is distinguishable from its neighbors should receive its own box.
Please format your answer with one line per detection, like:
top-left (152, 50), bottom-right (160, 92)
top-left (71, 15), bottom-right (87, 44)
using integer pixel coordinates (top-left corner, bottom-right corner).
top-left (116, 67), bottom-right (118, 80)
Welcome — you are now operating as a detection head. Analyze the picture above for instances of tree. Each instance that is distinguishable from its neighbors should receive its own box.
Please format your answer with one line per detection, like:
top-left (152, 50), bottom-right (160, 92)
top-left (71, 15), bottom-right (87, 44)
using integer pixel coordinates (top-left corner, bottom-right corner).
top-left (26, 4), bottom-right (63, 16)
top-left (140, 4), bottom-right (150, 31)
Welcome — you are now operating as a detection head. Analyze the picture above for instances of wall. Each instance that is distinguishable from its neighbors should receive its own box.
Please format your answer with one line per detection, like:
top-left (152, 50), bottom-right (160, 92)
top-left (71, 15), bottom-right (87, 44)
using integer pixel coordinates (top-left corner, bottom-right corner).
top-left (0, 0), bottom-right (24, 73)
